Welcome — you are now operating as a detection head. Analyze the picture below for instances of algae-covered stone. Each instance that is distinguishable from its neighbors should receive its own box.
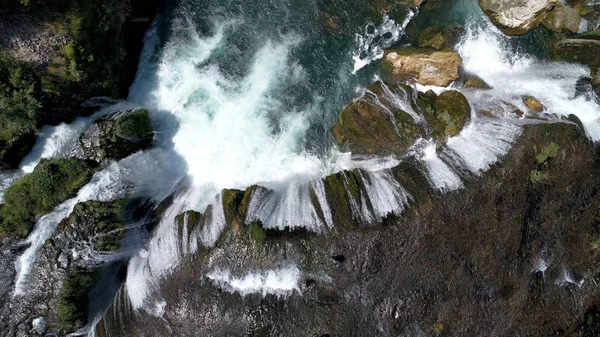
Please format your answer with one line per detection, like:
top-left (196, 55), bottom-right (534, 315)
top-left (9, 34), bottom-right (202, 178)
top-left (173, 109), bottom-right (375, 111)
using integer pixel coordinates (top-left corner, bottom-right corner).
top-left (175, 210), bottom-right (203, 235)
top-left (418, 25), bottom-right (463, 51)
top-left (331, 82), bottom-right (419, 156)
top-left (542, 3), bottom-right (582, 33)
top-left (479, 0), bottom-right (557, 35)
top-left (80, 109), bottom-right (154, 162)
top-left (58, 199), bottom-right (129, 252)
top-left (426, 90), bottom-right (471, 139)
top-left (383, 49), bottom-right (462, 86)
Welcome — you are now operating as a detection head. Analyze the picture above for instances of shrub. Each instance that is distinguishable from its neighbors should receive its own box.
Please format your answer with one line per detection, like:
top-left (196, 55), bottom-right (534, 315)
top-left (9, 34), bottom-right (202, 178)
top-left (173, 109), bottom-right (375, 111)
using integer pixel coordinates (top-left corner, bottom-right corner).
top-left (114, 109), bottom-right (153, 139)
top-left (0, 54), bottom-right (42, 152)
top-left (57, 268), bottom-right (99, 330)
top-left (0, 158), bottom-right (95, 237)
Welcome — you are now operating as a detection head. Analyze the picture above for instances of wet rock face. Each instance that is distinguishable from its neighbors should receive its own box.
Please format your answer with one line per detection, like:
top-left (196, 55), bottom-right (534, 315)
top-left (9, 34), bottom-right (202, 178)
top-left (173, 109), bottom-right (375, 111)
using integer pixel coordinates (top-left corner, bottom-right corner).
top-left (383, 49), bottom-right (462, 86)
top-left (80, 109), bottom-right (153, 163)
top-left (479, 0), bottom-right (557, 35)
top-left (100, 122), bottom-right (600, 337)
top-left (1, 199), bottom-right (129, 337)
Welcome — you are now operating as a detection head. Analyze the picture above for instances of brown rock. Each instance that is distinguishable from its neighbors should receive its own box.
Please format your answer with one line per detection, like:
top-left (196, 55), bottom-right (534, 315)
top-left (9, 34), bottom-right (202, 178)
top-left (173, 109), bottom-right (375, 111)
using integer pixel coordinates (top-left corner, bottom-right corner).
top-left (383, 49), bottom-right (462, 87)
top-left (523, 96), bottom-right (545, 113)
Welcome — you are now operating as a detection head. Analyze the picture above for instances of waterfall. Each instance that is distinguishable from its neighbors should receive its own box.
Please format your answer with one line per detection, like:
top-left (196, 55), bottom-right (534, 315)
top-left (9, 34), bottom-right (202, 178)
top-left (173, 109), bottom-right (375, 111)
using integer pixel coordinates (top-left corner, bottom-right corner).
top-left (207, 266), bottom-right (301, 296)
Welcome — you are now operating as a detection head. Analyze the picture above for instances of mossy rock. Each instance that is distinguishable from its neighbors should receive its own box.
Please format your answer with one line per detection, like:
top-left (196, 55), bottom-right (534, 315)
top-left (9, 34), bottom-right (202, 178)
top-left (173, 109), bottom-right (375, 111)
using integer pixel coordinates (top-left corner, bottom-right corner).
top-left (115, 109), bottom-right (153, 140)
top-left (323, 170), bottom-right (365, 229)
top-left (57, 199), bottom-right (128, 251)
top-left (0, 158), bottom-right (97, 237)
top-left (80, 109), bottom-right (154, 162)
top-left (426, 90), bottom-right (471, 139)
top-left (552, 39), bottom-right (600, 75)
top-left (331, 81), bottom-right (419, 156)
top-left (247, 223), bottom-right (266, 244)
top-left (418, 25), bottom-right (463, 51)
top-left (222, 188), bottom-right (246, 227)
top-left (576, 29), bottom-right (600, 41)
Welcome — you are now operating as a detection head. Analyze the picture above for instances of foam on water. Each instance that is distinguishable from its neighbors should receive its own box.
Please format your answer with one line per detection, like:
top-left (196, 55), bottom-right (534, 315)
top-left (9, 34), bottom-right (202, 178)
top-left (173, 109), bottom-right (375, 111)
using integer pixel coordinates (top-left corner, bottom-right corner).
top-left (130, 20), bottom-right (329, 207)
top-left (207, 266), bottom-right (301, 296)
top-left (458, 24), bottom-right (600, 141)
top-left (352, 12), bottom-right (415, 74)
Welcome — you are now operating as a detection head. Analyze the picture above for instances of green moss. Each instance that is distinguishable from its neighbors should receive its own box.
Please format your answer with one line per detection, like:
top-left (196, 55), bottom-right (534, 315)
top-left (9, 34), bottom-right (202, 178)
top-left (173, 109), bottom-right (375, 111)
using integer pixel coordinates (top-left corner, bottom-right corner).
top-left (221, 188), bottom-right (245, 226)
top-left (248, 223), bottom-right (266, 244)
top-left (577, 29), bottom-right (600, 41)
top-left (529, 169), bottom-right (550, 184)
top-left (534, 142), bottom-right (559, 164)
top-left (0, 54), bottom-right (42, 167)
top-left (115, 109), bottom-right (153, 139)
top-left (0, 158), bottom-right (96, 237)
top-left (57, 268), bottom-right (99, 331)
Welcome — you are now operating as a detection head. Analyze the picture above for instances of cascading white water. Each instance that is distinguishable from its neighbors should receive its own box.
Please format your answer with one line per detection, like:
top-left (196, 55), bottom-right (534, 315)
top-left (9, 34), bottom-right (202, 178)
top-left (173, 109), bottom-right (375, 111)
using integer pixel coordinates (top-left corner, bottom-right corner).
top-left (352, 11), bottom-right (416, 73)
top-left (207, 266), bottom-right (301, 296)
top-left (457, 24), bottom-right (600, 140)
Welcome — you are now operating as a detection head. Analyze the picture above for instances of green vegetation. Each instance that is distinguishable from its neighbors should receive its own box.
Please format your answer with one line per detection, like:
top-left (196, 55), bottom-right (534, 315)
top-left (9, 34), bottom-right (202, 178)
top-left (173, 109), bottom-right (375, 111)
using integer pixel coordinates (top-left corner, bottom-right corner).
top-left (534, 142), bottom-right (559, 164)
top-left (0, 54), bottom-right (42, 166)
top-left (432, 322), bottom-right (445, 336)
top-left (0, 158), bottom-right (95, 237)
top-left (57, 268), bottom-right (99, 330)
top-left (248, 223), bottom-right (266, 244)
top-left (115, 110), bottom-right (153, 139)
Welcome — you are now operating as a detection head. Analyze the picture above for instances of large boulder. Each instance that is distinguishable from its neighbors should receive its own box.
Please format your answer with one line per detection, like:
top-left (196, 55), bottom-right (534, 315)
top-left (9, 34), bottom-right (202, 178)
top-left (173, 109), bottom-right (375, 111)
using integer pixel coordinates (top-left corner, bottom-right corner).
top-left (80, 109), bottom-right (153, 163)
top-left (426, 90), bottom-right (471, 138)
top-left (383, 49), bottom-right (462, 86)
top-left (331, 82), bottom-right (421, 156)
top-left (542, 3), bottom-right (582, 33)
top-left (479, 0), bottom-right (557, 35)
